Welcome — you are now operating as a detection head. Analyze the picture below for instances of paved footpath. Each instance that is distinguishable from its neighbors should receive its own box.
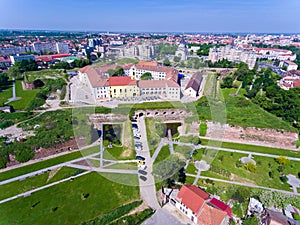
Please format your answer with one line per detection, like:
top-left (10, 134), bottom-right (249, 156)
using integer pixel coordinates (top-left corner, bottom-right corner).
top-left (186, 173), bottom-right (300, 196)
top-left (0, 171), bottom-right (91, 204)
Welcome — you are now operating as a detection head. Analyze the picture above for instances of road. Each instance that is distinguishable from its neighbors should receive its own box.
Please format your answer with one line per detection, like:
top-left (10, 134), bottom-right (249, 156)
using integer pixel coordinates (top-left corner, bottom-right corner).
top-left (186, 173), bottom-right (300, 196)
top-left (136, 117), bottom-right (160, 210)
top-left (142, 208), bottom-right (185, 225)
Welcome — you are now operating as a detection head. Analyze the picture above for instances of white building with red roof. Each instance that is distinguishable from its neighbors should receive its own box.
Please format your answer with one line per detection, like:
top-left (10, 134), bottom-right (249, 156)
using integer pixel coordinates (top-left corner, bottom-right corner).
top-left (77, 61), bottom-right (181, 102)
top-left (171, 184), bottom-right (232, 225)
top-left (279, 60), bottom-right (298, 71)
top-left (124, 61), bottom-right (179, 82)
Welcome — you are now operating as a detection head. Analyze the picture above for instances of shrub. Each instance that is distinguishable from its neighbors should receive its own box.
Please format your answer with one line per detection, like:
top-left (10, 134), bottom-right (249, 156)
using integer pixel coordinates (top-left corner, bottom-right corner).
top-left (268, 171), bottom-right (274, 179)
top-left (275, 156), bottom-right (290, 165)
top-left (244, 162), bottom-right (256, 172)
top-left (280, 175), bottom-right (288, 183)
top-left (236, 160), bottom-right (243, 168)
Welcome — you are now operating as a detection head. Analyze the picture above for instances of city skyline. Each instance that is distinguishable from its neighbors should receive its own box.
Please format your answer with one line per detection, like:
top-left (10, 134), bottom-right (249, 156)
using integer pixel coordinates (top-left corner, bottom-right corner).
top-left (1, 0), bottom-right (300, 33)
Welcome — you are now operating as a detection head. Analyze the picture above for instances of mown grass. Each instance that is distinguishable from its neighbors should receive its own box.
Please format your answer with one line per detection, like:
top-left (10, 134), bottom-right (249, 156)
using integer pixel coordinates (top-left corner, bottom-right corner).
top-left (0, 146), bottom-right (99, 182)
top-left (0, 84), bottom-right (12, 105)
top-left (0, 172), bottom-right (140, 225)
top-left (154, 145), bottom-right (170, 164)
top-left (200, 138), bottom-right (300, 158)
top-left (104, 146), bottom-right (133, 160)
top-left (187, 83), bottom-right (297, 132)
top-left (9, 80), bottom-right (40, 110)
top-left (200, 150), bottom-right (300, 191)
top-left (114, 58), bottom-right (139, 64)
top-left (0, 166), bottom-right (81, 200)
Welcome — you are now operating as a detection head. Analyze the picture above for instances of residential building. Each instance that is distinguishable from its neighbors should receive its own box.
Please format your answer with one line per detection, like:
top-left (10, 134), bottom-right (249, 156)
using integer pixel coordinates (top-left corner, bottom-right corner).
top-left (32, 42), bottom-right (69, 54)
top-left (171, 184), bottom-right (232, 225)
top-left (253, 48), bottom-right (297, 61)
top-left (0, 56), bottom-right (11, 69)
top-left (10, 54), bottom-right (35, 64)
top-left (279, 60), bottom-right (298, 71)
top-left (184, 72), bottom-right (203, 97)
top-left (120, 42), bottom-right (155, 60)
top-left (260, 209), bottom-right (299, 225)
top-left (109, 76), bottom-right (139, 99)
top-left (208, 45), bottom-right (257, 69)
top-left (278, 75), bottom-right (300, 90)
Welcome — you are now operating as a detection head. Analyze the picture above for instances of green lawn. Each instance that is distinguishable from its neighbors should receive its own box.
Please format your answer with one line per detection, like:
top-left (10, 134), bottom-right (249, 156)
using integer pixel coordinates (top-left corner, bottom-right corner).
top-left (104, 146), bottom-right (133, 160)
top-left (187, 85), bottom-right (297, 132)
top-left (199, 150), bottom-right (300, 191)
top-left (154, 145), bottom-right (170, 164)
top-left (0, 85), bottom-right (12, 105)
top-left (105, 163), bottom-right (137, 170)
top-left (201, 138), bottom-right (300, 158)
top-left (145, 118), bottom-right (162, 156)
top-left (0, 167), bottom-right (81, 201)
top-left (114, 58), bottom-right (139, 64)
top-left (8, 80), bottom-right (40, 110)
top-left (0, 146), bottom-right (99, 182)
top-left (0, 172), bottom-right (140, 225)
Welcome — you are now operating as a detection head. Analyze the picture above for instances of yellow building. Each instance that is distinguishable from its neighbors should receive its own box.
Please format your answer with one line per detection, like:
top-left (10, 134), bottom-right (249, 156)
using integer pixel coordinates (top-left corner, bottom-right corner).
top-left (109, 76), bottom-right (139, 99)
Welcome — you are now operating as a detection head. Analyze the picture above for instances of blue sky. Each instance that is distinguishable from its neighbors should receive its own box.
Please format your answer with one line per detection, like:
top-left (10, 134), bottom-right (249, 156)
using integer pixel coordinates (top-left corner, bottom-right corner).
top-left (0, 0), bottom-right (299, 33)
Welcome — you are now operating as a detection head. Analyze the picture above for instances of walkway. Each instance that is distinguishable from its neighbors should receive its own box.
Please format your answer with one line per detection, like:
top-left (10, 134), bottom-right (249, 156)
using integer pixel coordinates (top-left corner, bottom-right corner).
top-left (0, 171), bottom-right (91, 204)
top-left (186, 173), bottom-right (300, 196)
top-left (198, 145), bottom-right (300, 162)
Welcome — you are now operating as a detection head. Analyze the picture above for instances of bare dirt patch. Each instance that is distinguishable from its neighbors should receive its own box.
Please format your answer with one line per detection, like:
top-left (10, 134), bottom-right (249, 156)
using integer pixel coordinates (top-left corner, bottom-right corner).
top-left (206, 122), bottom-right (298, 150)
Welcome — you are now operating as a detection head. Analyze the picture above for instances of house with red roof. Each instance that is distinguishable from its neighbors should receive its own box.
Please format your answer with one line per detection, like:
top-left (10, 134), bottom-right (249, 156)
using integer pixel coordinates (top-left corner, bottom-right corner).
top-left (172, 184), bottom-right (232, 225)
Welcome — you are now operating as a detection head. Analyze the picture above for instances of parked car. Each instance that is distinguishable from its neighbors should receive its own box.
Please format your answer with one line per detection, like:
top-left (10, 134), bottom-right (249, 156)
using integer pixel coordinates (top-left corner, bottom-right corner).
top-left (138, 170), bottom-right (147, 175)
top-left (136, 155), bottom-right (145, 161)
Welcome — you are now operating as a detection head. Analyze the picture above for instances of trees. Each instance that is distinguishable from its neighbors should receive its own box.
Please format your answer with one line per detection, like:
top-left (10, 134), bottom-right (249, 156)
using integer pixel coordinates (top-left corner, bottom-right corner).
top-left (50, 62), bottom-right (70, 70)
top-left (140, 72), bottom-right (153, 80)
top-left (107, 66), bottom-right (124, 77)
top-left (221, 76), bottom-right (234, 88)
top-left (0, 73), bottom-right (9, 87)
top-left (163, 58), bottom-right (171, 66)
top-left (173, 56), bottom-right (181, 62)
top-left (15, 147), bottom-right (34, 163)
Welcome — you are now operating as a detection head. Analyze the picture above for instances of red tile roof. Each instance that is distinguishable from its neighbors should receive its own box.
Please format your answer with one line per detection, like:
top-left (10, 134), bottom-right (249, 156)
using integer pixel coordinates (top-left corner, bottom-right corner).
top-left (109, 76), bottom-right (136, 86)
top-left (177, 185), bottom-right (210, 214)
top-left (294, 79), bottom-right (300, 87)
top-left (79, 65), bottom-right (92, 73)
top-left (209, 198), bottom-right (232, 218)
top-left (197, 204), bottom-right (227, 225)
